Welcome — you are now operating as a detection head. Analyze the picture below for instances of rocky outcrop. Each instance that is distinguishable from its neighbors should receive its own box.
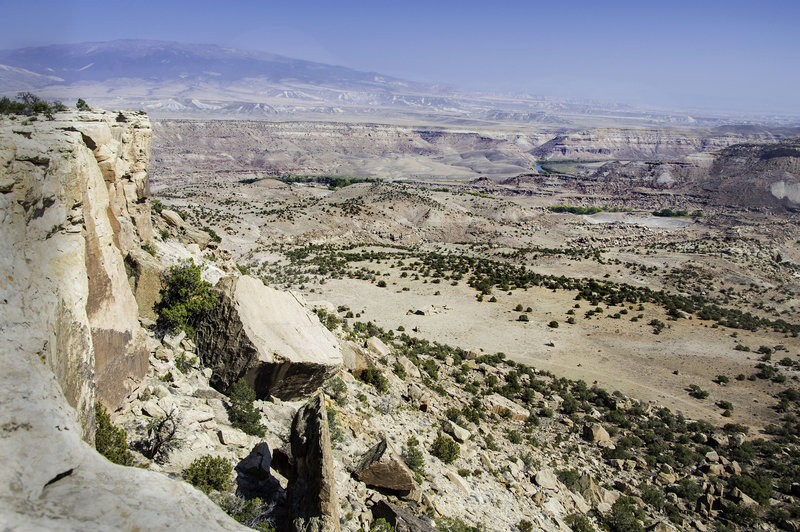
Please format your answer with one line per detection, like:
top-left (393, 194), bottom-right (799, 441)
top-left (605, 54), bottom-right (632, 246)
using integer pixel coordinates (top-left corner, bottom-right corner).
top-left (195, 275), bottom-right (343, 399)
top-left (0, 111), bottom-right (246, 530)
top-left (287, 394), bottom-right (340, 532)
top-left (582, 423), bottom-right (611, 443)
top-left (353, 437), bottom-right (416, 492)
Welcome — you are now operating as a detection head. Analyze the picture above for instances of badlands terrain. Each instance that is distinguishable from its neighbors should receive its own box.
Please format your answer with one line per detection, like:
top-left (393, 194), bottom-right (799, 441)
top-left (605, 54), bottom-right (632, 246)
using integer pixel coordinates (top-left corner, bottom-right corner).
top-left (3, 98), bottom-right (800, 532)
top-left (152, 118), bottom-right (800, 433)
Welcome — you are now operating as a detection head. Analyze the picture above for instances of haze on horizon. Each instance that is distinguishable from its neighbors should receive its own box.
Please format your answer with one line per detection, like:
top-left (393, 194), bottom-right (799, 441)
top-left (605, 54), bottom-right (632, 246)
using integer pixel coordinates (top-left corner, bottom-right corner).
top-left (2, 0), bottom-right (799, 116)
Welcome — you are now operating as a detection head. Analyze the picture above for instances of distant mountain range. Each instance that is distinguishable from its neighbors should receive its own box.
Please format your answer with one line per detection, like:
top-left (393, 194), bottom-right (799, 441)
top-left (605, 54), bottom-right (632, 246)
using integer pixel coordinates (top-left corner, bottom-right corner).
top-left (0, 39), bottom-right (796, 127)
top-left (0, 40), bottom-right (416, 90)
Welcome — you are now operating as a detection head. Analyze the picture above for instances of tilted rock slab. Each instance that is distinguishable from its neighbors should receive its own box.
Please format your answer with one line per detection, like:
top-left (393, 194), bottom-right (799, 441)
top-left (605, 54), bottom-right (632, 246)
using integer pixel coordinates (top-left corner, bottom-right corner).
top-left (287, 394), bottom-right (340, 532)
top-left (195, 275), bottom-right (343, 399)
top-left (0, 111), bottom-right (245, 530)
top-left (353, 437), bottom-right (416, 492)
top-left (485, 393), bottom-right (530, 421)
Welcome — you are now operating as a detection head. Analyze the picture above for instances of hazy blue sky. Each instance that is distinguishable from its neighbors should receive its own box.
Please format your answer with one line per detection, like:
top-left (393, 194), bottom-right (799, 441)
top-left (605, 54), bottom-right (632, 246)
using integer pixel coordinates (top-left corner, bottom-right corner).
top-left (2, 0), bottom-right (799, 114)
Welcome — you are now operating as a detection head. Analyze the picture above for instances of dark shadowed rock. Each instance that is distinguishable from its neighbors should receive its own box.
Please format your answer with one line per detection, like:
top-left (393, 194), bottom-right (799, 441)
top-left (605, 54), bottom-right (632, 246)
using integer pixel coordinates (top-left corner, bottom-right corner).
top-left (353, 437), bottom-right (416, 492)
top-left (370, 500), bottom-right (436, 532)
top-left (287, 394), bottom-right (339, 532)
top-left (235, 442), bottom-right (287, 520)
top-left (194, 275), bottom-right (342, 400)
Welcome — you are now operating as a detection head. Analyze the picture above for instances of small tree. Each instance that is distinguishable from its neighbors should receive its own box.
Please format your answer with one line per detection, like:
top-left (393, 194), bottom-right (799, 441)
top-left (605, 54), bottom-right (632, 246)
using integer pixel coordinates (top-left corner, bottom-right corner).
top-left (404, 436), bottom-right (425, 483)
top-left (228, 379), bottom-right (266, 437)
top-left (183, 455), bottom-right (232, 494)
top-left (94, 402), bottom-right (133, 466)
top-left (138, 410), bottom-right (179, 462)
top-left (155, 259), bottom-right (216, 336)
top-left (76, 98), bottom-right (91, 111)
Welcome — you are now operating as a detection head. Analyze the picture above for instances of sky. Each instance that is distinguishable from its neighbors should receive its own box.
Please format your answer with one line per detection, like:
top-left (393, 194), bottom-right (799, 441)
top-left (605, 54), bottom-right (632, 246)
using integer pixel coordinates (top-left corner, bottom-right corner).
top-left (2, 0), bottom-right (799, 114)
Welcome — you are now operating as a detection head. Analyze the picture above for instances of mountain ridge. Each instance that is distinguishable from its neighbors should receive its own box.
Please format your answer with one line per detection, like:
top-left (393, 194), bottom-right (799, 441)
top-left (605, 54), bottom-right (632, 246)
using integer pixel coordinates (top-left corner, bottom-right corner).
top-left (2, 39), bottom-right (795, 127)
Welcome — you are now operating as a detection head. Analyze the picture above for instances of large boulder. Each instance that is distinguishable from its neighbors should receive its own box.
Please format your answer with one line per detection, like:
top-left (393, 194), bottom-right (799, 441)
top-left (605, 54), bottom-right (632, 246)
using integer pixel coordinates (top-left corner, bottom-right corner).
top-left (340, 340), bottom-right (372, 376)
top-left (353, 437), bottom-right (416, 492)
top-left (583, 423), bottom-right (611, 443)
top-left (287, 394), bottom-right (340, 532)
top-left (195, 275), bottom-right (343, 400)
top-left (485, 394), bottom-right (530, 421)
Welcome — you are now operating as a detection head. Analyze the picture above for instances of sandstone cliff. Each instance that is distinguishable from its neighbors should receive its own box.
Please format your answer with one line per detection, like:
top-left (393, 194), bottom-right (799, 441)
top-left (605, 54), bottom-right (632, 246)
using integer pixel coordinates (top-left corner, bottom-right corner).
top-left (0, 110), bottom-right (246, 530)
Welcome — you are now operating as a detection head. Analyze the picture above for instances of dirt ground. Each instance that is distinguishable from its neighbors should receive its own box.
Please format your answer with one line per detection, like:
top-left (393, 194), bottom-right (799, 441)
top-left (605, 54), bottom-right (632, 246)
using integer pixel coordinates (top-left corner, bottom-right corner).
top-left (303, 259), bottom-right (799, 431)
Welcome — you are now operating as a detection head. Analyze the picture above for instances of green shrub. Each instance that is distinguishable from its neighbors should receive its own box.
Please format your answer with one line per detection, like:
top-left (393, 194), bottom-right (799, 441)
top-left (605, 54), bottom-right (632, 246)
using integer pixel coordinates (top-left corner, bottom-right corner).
top-left (393, 361), bottom-right (407, 380)
top-left (76, 98), bottom-right (91, 111)
top-left (324, 376), bottom-right (348, 406)
top-left (228, 379), bottom-right (266, 437)
top-left (221, 495), bottom-right (277, 531)
top-left (154, 259), bottom-right (216, 336)
top-left (371, 518), bottom-right (395, 532)
top-left (202, 226), bottom-right (222, 243)
top-left (404, 436), bottom-right (425, 483)
top-left (327, 407), bottom-right (344, 444)
top-left (670, 478), bottom-right (701, 501)
top-left (728, 474), bottom-right (773, 505)
top-left (0, 92), bottom-right (63, 119)
top-left (639, 483), bottom-right (665, 510)
top-left (517, 520), bottom-right (532, 532)
top-left (548, 320), bottom-right (559, 328)
top-left (360, 368), bottom-right (389, 393)
top-left (431, 434), bottom-right (460, 464)
top-left (436, 517), bottom-right (483, 531)
top-left (564, 513), bottom-right (595, 532)
top-left (183, 455), bottom-right (232, 494)
top-left (606, 496), bottom-right (644, 532)
top-left (94, 402), bottom-right (133, 466)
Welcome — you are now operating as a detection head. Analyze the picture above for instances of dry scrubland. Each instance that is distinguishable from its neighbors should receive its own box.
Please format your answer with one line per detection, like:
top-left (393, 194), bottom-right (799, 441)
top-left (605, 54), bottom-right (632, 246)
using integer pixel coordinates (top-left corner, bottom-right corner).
top-left (153, 172), bottom-right (800, 434)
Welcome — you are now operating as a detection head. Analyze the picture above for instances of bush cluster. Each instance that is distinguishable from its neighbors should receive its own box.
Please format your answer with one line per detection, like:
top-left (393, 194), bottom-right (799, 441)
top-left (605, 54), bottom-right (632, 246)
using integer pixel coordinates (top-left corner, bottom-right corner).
top-left (94, 402), bottom-right (133, 466)
top-left (154, 259), bottom-right (216, 336)
top-left (431, 434), bottom-right (460, 464)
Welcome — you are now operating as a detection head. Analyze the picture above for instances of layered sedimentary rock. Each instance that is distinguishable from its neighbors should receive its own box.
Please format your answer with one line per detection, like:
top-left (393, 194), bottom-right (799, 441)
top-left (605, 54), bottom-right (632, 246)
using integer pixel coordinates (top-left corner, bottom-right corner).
top-left (0, 110), bottom-right (245, 530)
top-left (531, 127), bottom-right (795, 161)
top-left (195, 275), bottom-right (343, 399)
top-left (593, 136), bottom-right (800, 210)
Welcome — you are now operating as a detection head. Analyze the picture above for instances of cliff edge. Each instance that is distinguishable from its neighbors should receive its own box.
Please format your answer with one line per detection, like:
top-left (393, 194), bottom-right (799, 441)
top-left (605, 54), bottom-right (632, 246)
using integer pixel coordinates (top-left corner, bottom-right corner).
top-left (0, 110), bottom-right (246, 530)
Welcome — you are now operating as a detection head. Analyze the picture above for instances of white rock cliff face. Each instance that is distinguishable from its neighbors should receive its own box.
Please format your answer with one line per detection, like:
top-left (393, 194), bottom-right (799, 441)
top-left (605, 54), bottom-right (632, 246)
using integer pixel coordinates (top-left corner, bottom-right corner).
top-left (0, 110), bottom-right (246, 530)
